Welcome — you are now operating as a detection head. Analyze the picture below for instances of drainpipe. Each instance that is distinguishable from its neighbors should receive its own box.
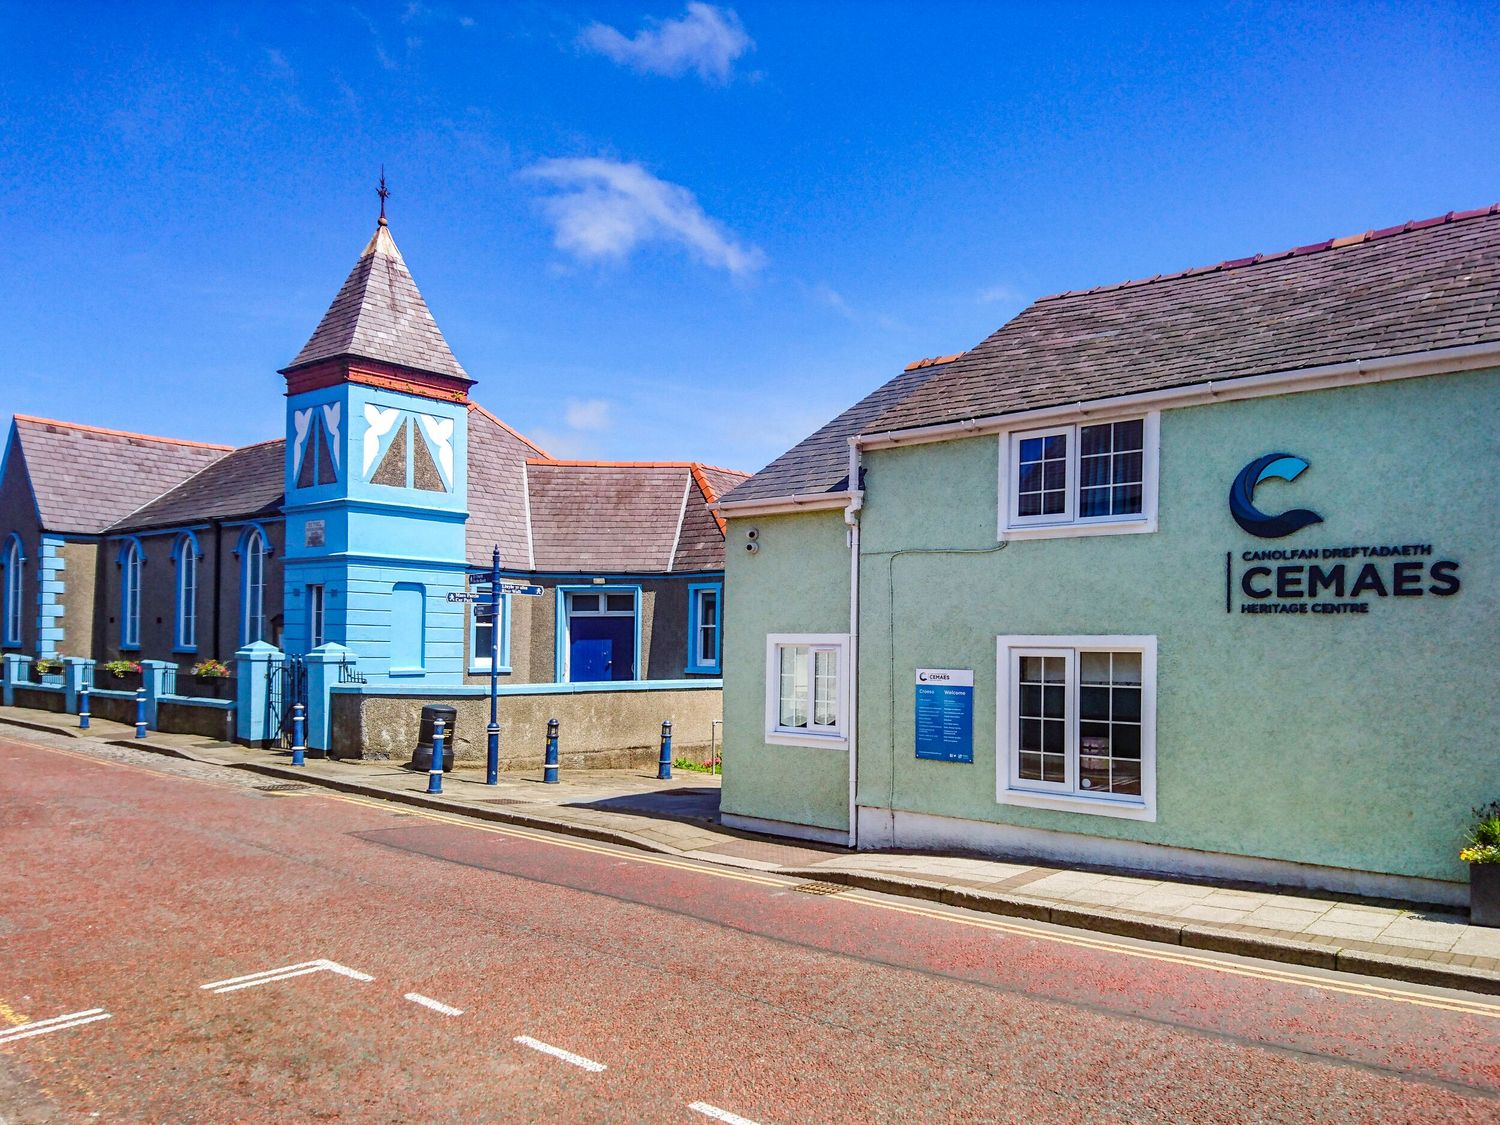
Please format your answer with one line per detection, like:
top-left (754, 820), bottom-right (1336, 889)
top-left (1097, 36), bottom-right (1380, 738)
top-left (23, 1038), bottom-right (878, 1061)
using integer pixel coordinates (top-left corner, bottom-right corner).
top-left (843, 436), bottom-right (864, 849)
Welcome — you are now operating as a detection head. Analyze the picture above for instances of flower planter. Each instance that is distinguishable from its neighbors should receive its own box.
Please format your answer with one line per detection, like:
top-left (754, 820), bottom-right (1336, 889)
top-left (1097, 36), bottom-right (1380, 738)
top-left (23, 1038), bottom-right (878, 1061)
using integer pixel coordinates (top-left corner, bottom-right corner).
top-left (192, 675), bottom-right (233, 699)
top-left (97, 670), bottom-right (141, 692)
top-left (1472, 863), bottom-right (1500, 928)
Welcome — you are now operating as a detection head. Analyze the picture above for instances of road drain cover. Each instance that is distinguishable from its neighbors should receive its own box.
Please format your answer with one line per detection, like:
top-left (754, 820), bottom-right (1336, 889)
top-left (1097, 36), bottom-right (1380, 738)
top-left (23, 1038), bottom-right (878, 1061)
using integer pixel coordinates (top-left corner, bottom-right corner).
top-left (255, 783), bottom-right (310, 792)
top-left (478, 798), bottom-right (527, 805)
top-left (792, 882), bottom-right (847, 896)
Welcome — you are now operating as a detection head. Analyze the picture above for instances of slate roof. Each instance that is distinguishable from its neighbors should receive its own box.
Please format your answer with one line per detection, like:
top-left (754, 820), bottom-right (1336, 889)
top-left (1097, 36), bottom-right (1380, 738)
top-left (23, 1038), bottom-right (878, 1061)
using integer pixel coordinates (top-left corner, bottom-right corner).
top-left (465, 403), bottom-right (548, 568)
top-left (719, 361), bottom-right (952, 505)
top-left (111, 439), bottom-right (286, 532)
top-left (525, 461), bottom-right (745, 572)
top-left (873, 205), bottom-right (1500, 434)
top-left (10, 416), bottom-right (231, 534)
top-left (285, 222), bottom-right (469, 381)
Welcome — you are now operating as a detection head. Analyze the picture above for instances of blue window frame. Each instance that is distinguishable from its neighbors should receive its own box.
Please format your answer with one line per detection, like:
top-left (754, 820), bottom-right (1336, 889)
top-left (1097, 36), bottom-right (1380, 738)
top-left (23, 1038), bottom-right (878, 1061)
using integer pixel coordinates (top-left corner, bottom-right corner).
top-left (468, 593), bottom-right (511, 674)
top-left (119, 538), bottom-right (143, 650)
top-left (1, 535), bottom-right (22, 647)
top-left (173, 533), bottom-right (200, 652)
top-left (685, 582), bottom-right (722, 675)
top-left (554, 584), bottom-right (642, 683)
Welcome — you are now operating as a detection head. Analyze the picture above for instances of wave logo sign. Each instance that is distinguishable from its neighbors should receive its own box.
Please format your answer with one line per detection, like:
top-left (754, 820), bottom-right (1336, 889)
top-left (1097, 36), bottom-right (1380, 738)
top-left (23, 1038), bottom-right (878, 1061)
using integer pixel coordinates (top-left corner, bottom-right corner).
top-left (1229, 453), bottom-right (1324, 538)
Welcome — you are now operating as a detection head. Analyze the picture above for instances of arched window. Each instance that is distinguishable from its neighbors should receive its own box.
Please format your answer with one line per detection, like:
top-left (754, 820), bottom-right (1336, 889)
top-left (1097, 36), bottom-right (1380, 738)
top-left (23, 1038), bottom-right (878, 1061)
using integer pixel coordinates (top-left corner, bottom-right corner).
top-left (2, 536), bottom-right (22, 647)
top-left (121, 540), bottom-right (142, 648)
top-left (175, 534), bottom-right (198, 650)
top-left (242, 529), bottom-right (267, 644)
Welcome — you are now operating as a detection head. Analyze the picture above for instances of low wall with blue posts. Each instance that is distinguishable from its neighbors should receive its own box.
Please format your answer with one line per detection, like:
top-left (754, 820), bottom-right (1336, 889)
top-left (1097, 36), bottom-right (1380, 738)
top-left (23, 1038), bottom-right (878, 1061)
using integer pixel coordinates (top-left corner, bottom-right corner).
top-left (1, 654), bottom-right (235, 740)
top-left (329, 678), bottom-right (724, 770)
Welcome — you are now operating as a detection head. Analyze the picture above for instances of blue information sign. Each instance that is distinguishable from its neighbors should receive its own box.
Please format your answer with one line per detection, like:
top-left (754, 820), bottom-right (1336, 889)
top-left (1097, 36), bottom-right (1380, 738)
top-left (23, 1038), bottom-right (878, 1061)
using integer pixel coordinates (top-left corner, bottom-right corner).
top-left (914, 668), bottom-right (974, 763)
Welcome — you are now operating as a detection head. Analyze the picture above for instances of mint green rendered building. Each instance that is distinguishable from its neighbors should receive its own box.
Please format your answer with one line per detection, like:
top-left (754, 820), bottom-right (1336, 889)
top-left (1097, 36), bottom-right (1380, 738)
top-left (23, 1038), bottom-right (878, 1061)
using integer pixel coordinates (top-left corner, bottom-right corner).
top-left (716, 207), bottom-right (1500, 907)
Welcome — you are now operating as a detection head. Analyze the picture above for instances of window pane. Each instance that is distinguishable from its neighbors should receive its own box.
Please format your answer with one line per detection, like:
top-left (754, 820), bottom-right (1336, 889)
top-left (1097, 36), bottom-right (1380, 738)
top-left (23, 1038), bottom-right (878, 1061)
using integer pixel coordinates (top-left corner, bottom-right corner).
top-left (1019, 656), bottom-right (1044, 683)
top-left (1079, 487), bottom-right (1110, 518)
top-left (1042, 719), bottom-right (1063, 753)
top-left (699, 593), bottom-right (717, 627)
top-left (1019, 718), bottom-right (1042, 752)
top-left (1019, 752), bottom-right (1043, 781)
top-left (1113, 483), bottom-right (1143, 515)
top-left (779, 646), bottom-right (808, 728)
top-left (1019, 437), bottom-right (1044, 463)
top-left (1042, 460), bottom-right (1066, 491)
top-left (1043, 434), bottom-right (1066, 458)
top-left (1079, 454), bottom-right (1110, 489)
top-left (1112, 652), bottom-right (1142, 684)
top-left (1042, 684), bottom-right (1065, 718)
top-left (1080, 423), bottom-right (1111, 456)
top-left (1113, 686), bottom-right (1142, 723)
top-left (1114, 451), bottom-right (1143, 485)
top-left (571, 593), bottom-right (599, 612)
top-left (1019, 683), bottom-right (1041, 717)
top-left (1041, 489), bottom-right (1065, 515)
top-left (1042, 754), bottom-right (1065, 783)
top-left (1018, 493), bottom-right (1041, 517)
top-left (1042, 656), bottom-right (1065, 683)
top-left (1081, 651), bottom-right (1111, 683)
top-left (606, 593), bottom-right (634, 613)
top-left (813, 649), bottom-right (838, 727)
top-left (1080, 685), bottom-right (1109, 721)
top-left (1114, 418), bottom-right (1144, 450)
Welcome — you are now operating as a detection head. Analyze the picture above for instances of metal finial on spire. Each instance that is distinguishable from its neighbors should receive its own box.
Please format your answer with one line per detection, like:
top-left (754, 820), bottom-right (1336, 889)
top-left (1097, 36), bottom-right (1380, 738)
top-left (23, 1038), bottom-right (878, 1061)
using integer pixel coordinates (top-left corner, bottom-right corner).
top-left (377, 166), bottom-right (390, 226)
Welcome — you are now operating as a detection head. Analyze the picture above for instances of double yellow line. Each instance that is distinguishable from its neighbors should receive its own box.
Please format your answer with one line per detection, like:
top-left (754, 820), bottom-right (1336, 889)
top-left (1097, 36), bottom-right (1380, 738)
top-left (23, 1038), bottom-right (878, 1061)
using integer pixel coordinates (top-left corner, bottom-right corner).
top-left (321, 791), bottom-right (1500, 1020)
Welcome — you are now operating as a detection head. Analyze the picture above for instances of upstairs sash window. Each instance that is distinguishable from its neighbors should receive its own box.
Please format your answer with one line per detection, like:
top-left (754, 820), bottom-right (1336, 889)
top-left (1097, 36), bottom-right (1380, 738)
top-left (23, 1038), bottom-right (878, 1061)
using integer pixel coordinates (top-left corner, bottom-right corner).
top-left (1003, 414), bottom-right (1157, 537)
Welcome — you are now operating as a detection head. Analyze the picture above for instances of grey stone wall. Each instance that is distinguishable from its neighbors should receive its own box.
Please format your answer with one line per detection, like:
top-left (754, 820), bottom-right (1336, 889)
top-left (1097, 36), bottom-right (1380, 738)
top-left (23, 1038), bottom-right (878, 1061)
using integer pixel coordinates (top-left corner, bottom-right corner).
top-left (157, 699), bottom-right (235, 741)
top-left (330, 685), bottom-right (722, 770)
top-left (0, 450), bottom-right (39, 655)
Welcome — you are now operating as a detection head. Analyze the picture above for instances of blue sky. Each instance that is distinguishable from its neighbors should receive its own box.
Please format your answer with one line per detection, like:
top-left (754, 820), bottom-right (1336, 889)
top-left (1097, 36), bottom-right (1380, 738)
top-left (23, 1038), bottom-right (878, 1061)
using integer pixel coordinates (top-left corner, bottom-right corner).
top-left (2, 2), bottom-right (1497, 472)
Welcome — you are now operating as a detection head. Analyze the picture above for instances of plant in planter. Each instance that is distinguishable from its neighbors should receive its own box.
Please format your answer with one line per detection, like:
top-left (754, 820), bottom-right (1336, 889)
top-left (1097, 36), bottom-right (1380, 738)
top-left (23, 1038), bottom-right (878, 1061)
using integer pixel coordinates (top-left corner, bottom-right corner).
top-left (191, 659), bottom-right (231, 682)
top-left (100, 659), bottom-right (143, 681)
top-left (32, 655), bottom-right (64, 680)
top-left (1460, 800), bottom-right (1500, 928)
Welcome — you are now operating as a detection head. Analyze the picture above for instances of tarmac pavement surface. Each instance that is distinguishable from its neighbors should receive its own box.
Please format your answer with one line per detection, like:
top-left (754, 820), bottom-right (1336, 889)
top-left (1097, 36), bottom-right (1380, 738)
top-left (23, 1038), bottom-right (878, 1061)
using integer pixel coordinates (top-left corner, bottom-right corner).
top-left (2, 734), bottom-right (1498, 1123)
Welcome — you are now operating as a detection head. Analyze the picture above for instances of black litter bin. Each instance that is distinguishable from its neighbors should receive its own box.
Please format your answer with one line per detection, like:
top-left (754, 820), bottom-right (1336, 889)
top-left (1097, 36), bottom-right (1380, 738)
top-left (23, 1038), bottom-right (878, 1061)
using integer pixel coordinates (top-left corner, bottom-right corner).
top-left (411, 704), bottom-right (458, 771)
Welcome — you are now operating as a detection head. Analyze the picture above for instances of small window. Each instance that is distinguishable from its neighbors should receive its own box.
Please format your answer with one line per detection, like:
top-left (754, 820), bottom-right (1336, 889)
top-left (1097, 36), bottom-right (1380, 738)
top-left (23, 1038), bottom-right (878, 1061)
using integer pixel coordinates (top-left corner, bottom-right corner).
top-left (121, 541), bottom-right (143, 649)
top-left (998, 635), bottom-right (1156, 820)
top-left (1003, 414), bottom-right (1157, 538)
top-left (241, 530), bottom-right (268, 645)
top-left (469, 592), bottom-right (511, 674)
top-left (765, 633), bottom-right (849, 746)
top-left (2, 537), bottom-right (22, 647)
top-left (605, 593), bottom-right (634, 613)
top-left (570, 593), bottom-right (600, 613)
top-left (176, 537), bottom-right (197, 650)
top-left (308, 584), bottom-right (325, 648)
top-left (686, 583), bottom-right (722, 675)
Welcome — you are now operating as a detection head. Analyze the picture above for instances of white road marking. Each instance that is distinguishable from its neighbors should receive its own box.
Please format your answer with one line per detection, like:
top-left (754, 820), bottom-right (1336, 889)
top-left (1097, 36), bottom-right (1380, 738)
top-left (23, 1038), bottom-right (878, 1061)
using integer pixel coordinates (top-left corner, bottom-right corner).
top-left (0, 1009), bottom-right (112, 1045)
top-left (404, 993), bottom-right (463, 1017)
top-left (513, 1035), bottom-right (607, 1072)
top-left (201, 959), bottom-right (374, 994)
top-left (689, 1103), bottom-right (762, 1125)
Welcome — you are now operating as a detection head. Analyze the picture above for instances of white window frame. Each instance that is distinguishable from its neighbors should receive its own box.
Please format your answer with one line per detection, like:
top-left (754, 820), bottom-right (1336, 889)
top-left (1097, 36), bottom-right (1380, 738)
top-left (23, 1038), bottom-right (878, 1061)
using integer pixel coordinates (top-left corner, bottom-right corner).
top-left (175, 538), bottom-right (197, 651)
top-left (468, 593), bottom-right (511, 674)
top-left (764, 633), bottom-right (850, 748)
top-left (998, 412), bottom-right (1159, 540)
top-left (308, 584), bottom-right (325, 649)
top-left (996, 634), bottom-right (1157, 821)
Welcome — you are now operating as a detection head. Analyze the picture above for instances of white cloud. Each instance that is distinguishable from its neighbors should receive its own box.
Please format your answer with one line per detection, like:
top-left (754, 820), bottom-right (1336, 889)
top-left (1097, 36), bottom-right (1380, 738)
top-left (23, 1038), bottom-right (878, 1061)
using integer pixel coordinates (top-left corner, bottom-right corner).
top-left (578, 3), bottom-right (752, 84)
top-left (522, 157), bottom-right (766, 275)
top-left (564, 398), bottom-right (612, 431)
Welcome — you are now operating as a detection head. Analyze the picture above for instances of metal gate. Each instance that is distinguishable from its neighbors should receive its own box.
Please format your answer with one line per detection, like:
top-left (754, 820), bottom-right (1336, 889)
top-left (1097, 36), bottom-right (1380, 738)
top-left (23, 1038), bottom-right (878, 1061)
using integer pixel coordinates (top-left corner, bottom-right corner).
top-left (264, 655), bottom-right (308, 748)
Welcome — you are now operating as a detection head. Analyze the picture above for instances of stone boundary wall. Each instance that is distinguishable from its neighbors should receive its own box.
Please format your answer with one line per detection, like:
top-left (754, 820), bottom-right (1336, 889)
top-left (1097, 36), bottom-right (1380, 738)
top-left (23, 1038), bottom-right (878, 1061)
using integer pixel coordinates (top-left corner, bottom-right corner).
top-left (157, 699), bottom-right (235, 741)
top-left (330, 686), bottom-right (722, 770)
top-left (11, 686), bottom-right (66, 714)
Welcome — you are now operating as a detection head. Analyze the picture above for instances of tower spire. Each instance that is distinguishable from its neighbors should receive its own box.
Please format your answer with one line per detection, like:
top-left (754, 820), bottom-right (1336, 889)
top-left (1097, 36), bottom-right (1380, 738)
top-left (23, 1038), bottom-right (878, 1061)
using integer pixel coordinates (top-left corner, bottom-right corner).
top-left (377, 166), bottom-right (390, 226)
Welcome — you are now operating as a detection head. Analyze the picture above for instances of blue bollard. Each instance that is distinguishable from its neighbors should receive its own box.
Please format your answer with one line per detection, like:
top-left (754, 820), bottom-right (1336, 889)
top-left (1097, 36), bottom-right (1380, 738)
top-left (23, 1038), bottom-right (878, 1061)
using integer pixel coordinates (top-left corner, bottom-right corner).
top-left (544, 718), bottom-right (559, 784)
top-left (134, 687), bottom-right (147, 739)
top-left (79, 684), bottom-right (90, 730)
top-left (486, 719), bottom-right (500, 787)
top-left (290, 702), bottom-right (306, 767)
top-left (657, 720), bottom-right (673, 781)
top-left (427, 718), bottom-right (446, 795)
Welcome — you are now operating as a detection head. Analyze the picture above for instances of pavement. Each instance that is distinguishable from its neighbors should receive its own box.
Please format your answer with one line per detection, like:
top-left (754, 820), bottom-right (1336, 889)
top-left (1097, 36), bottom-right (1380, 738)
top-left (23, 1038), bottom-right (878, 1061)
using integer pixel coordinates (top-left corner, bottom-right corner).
top-left (3, 731), bottom-right (1498, 1122)
top-left (4, 703), bottom-right (1499, 999)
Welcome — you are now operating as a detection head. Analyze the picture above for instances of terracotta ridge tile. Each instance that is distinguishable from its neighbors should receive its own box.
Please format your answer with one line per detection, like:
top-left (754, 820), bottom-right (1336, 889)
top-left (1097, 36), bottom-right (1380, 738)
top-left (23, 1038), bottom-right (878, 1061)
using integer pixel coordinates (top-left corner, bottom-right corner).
top-left (903, 351), bottom-right (967, 372)
top-left (1033, 203), bottom-right (1500, 303)
top-left (13, 414), bottom-right (234, 450)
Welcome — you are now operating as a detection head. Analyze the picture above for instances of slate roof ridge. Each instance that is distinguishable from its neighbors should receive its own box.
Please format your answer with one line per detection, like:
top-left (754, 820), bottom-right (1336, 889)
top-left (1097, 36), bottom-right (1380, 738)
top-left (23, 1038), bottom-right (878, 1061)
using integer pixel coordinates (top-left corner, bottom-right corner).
top-left (108, 438), bottom-right (286, 532)
top-left (1038, 203), bottom-right (1500, 302)
top-left (467, 401), bottom-right (550, 458)
top-left (527, 458), bottom-right (749, 476)
top-left (13, 414), bottom-right (234, 452)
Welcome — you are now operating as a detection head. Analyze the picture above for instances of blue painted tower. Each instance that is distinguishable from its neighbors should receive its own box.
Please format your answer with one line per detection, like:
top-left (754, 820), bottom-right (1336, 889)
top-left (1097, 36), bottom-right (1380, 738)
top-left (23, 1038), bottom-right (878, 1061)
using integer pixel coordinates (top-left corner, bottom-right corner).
top-left (278, 213), bottom-right (472, 683)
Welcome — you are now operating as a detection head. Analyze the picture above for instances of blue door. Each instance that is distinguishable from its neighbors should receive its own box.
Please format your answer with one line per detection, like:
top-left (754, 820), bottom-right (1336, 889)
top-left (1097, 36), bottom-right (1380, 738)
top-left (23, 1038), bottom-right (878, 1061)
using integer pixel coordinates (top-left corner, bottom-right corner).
top-left (569, 615), bottom-right (635, 682)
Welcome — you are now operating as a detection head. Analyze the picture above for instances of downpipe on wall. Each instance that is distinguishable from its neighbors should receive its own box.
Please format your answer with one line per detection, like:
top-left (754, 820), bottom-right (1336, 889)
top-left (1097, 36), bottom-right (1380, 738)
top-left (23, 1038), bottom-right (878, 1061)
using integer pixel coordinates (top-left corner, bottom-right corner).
top-left (844, 437), bottom-right (864, 850)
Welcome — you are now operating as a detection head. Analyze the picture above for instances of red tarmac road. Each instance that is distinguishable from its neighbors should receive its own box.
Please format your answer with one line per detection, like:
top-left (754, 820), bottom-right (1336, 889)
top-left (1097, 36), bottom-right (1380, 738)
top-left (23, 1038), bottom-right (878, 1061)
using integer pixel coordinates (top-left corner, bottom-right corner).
top-left (1, 734), bottom-right (1497, 1123)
